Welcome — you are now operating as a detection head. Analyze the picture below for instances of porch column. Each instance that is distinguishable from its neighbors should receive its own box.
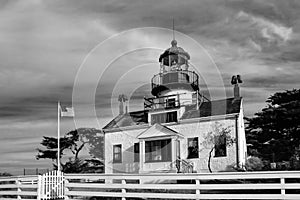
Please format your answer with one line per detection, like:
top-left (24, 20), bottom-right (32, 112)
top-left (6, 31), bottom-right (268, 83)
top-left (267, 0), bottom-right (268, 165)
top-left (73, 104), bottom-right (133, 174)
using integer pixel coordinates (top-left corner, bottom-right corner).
top-left (139, 140), bottom-right (145, 172)
top-left (171, 137), bottom-right (177, 170)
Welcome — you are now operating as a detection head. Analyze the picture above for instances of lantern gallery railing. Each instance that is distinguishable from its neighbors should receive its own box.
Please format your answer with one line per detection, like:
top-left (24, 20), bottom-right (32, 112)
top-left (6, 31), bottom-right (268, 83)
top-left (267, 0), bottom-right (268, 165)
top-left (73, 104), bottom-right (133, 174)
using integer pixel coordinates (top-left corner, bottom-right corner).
top-left (144, 91), bottom-right (203, 110)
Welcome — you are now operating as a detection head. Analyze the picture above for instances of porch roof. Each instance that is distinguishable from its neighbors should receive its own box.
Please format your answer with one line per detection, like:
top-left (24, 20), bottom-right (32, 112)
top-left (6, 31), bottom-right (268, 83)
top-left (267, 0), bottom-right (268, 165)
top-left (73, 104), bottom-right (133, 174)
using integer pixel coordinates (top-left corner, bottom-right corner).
top-left (137, 123), bottom-right (183, 139)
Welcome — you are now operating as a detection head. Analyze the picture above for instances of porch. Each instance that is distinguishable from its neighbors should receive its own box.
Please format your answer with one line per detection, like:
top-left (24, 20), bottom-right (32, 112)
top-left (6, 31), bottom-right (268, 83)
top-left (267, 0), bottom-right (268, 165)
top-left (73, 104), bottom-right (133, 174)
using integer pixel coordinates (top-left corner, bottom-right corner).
top-left (137, 123), bottom-right (193, 174)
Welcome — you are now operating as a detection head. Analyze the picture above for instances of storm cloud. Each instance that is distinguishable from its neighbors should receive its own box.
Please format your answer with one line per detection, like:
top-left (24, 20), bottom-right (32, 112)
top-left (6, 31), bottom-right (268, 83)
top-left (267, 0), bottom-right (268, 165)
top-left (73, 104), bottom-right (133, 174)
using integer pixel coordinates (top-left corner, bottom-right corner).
top-left (0, 0), bottom-right (299, 174)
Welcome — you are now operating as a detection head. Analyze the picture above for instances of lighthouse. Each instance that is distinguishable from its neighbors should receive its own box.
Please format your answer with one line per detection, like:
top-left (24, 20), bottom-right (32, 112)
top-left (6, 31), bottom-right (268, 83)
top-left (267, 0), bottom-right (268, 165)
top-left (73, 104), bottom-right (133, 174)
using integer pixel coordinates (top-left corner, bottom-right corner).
top-left (103, 37), bottom-right (247, 174)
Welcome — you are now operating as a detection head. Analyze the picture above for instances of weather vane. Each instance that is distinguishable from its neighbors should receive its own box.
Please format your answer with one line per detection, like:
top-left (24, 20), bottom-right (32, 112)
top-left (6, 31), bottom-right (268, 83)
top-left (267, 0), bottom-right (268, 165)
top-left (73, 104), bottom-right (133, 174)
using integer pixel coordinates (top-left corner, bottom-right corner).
top-left (173, 17), bottom-right (175, 41)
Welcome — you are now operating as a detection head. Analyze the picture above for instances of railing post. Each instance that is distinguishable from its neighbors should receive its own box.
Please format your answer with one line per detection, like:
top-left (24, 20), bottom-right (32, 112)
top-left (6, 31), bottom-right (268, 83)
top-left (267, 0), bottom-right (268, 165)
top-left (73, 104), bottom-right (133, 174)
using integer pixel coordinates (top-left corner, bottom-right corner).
top-left (280, 177), bottom-right (285, 198)
top-left (195, 178), bottom-right (200, 200)
top-left (121, 179), bottom-right (126, 200)
top-left (196, 92), bottom-right (199, 110)
top-left (16, 179), bottom-right (22, 200)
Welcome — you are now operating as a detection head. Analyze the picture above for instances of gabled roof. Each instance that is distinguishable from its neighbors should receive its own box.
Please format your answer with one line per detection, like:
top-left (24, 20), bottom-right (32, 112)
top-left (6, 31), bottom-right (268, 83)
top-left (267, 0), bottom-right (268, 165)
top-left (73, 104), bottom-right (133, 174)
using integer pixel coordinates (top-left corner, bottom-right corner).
top-left (102, 110), bottom-right (148, 130)
top-left (137, 123), bottom-right (183, 139)
top-left (103, 97), bottom-right (242, 130)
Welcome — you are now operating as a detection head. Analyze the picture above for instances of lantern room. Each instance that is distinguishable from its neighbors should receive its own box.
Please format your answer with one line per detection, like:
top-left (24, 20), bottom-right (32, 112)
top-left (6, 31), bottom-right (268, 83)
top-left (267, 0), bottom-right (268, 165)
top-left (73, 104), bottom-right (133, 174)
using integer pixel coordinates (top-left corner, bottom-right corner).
top-left (144, 39), bottom-right (203, 115)
top-left (151, 40), bottom-right (199, 98)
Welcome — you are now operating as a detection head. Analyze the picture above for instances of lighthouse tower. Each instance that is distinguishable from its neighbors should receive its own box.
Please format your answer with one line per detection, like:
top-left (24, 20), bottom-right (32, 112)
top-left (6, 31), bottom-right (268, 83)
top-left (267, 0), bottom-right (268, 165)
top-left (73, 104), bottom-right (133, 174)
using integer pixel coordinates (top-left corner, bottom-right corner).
top-left (144, 39), bottom-right (204, 124)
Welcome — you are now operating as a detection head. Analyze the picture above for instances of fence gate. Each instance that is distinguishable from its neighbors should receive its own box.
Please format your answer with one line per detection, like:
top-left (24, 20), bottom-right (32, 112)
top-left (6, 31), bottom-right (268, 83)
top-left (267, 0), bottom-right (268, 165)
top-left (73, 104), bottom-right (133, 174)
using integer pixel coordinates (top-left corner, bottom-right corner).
top-left (38, 170), bottom-right (65, 200)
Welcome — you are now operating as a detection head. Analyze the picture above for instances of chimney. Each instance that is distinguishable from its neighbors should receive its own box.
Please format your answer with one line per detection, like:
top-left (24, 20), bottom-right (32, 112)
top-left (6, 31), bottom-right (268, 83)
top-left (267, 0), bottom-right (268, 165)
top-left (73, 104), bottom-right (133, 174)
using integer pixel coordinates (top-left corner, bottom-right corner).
top-left (125, 103), bottom-right (128, 114)
top-left (234, 84), bottom-right (240, 99)
top-left (119, 101), bottom-right (124, 115)
top-left (231, 75), bottom-right (242, 99)
top-left (118, 94), bottom-right (128, 115)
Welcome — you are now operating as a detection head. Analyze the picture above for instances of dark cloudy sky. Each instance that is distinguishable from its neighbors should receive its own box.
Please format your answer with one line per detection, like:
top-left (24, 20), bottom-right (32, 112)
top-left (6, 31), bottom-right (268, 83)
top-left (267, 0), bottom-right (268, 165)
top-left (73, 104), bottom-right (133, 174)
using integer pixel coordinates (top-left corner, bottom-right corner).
top-left (0, 0), bottom-right (299, 175)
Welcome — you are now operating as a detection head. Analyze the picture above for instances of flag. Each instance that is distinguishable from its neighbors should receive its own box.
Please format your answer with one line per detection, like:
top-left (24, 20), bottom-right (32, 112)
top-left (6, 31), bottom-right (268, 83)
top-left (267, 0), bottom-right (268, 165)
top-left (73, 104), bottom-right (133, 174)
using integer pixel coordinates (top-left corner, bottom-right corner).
top-left (60, 106), bottom-right (75, 117)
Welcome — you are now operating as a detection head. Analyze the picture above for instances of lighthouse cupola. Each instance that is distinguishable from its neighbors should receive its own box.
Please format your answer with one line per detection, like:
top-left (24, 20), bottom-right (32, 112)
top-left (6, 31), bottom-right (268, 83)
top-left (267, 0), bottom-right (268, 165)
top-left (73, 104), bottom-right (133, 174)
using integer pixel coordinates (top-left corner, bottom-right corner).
top-left (151, 40), bottom-right (199, 97)
top-left (144, 40), bottom-right (203, 116)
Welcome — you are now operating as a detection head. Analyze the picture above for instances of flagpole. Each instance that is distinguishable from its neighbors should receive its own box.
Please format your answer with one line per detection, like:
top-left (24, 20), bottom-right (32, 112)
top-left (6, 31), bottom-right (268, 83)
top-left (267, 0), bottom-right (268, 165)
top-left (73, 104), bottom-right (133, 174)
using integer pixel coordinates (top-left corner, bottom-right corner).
top-left (57, 101), bottom-right (61, 171)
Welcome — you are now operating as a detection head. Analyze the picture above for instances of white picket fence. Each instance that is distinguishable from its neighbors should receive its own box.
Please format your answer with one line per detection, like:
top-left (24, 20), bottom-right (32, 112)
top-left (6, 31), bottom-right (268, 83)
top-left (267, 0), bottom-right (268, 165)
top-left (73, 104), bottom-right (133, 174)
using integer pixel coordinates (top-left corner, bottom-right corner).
top-left (0, 171), bottom-right (300, 199)
top-left (37, 170), bottom-right (64, 200)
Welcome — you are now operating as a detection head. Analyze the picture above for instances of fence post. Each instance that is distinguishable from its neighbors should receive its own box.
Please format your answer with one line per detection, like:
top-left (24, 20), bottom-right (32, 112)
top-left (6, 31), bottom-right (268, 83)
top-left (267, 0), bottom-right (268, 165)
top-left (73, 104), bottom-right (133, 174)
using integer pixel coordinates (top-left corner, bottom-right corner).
top-left (121, 179), bottom-right (126, 200)
top-left (195, 178), bottom-right (200, 200)
top-left (37, 175), bottom-right (42, 200)
top-left (16, 179), bottom-right (22, 200)
top-left (64, 178), bottom-right (69, 200)
top-left (280, 177), bottom-right (285, 197)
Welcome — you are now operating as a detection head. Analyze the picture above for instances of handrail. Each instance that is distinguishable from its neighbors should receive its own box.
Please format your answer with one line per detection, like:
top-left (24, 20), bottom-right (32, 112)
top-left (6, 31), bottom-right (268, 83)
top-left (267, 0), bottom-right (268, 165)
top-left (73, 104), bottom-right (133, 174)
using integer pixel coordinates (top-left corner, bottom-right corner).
top-left (144, 91), bottom-right (203, 110)
top-left (181, 159), bottom-right (194, 173)
top-left (175, 158), bottom-right (194, 173)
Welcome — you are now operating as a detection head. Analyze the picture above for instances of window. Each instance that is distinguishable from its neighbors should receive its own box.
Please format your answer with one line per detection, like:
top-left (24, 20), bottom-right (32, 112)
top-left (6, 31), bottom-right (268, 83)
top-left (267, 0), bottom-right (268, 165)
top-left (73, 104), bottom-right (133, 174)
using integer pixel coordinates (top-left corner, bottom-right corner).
top-left (113, 144), bottom-right (122, 163)
top-left (178, 72), bottom-right (190, 83)
top-left (134, 143), bottom-right (139, 162)
top-left (151, 111), bottom-right (177, 124)
top-left (215, 136), bottom-right (226, 157)
top-left (145, 139), bottom-right (171, 162)
top-left (166, 98), bottom-right (176, 108)
top-left (162, 72), bottom-right (178, 84)
top-left (187, 137), bottom-right (199, 159)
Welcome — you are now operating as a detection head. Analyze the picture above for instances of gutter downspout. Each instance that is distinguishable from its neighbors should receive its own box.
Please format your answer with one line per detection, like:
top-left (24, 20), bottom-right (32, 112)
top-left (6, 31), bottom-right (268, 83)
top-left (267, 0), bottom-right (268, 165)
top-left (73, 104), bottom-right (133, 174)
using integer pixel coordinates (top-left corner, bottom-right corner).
top-left (235, 114), bottom-right (240, 169)
top-left (102, 130), bottom-right (106, 174)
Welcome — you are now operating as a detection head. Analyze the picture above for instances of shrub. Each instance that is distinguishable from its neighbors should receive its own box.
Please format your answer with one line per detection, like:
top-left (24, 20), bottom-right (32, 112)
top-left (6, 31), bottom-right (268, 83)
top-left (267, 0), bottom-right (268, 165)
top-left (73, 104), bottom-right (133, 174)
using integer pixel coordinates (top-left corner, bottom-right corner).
top-left (245, 156), bottom-right (263, 171)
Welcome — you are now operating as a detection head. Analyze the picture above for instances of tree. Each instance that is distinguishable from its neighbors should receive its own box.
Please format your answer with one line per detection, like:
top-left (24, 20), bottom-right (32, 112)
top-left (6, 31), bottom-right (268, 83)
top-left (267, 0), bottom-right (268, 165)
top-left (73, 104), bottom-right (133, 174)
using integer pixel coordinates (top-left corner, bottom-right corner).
top-left (36, 128), bottom-right (104, 173)
top-left (246, 89), bottom-right (300, 165)
top-left (200, 122), bottom-right (235, 173)
top-left (36, 136), bottom-right (72, 163)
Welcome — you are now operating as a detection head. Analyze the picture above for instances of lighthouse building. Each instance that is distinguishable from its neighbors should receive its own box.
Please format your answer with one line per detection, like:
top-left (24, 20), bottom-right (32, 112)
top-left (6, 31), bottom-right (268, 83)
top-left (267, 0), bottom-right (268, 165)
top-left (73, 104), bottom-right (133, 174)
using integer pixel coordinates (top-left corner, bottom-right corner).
top-left (103, 39), bottom-right (247, 174)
